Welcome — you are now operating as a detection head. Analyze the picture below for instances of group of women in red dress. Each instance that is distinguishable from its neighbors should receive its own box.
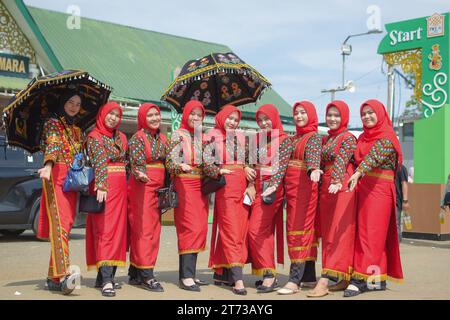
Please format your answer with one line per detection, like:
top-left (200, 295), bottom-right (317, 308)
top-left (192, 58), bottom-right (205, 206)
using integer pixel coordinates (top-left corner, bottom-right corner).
top-left (38, 90), bottom-right (403, 297)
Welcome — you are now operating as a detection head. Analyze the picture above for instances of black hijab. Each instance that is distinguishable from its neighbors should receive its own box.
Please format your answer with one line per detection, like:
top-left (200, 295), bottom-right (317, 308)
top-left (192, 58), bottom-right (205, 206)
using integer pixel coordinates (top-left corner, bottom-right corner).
top-left (57, 90), bottom-right (82, 125)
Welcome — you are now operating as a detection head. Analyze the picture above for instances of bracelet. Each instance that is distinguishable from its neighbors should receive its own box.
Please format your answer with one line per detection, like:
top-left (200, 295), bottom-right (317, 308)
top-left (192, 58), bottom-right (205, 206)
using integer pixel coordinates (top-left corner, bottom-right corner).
top-left (403, 199), bottom-right (409, 203)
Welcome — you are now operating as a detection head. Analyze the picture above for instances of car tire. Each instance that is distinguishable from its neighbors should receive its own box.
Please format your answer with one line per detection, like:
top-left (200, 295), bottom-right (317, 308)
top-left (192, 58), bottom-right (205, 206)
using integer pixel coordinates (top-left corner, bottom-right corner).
top-left (0, 229), bottom-right (26, 237)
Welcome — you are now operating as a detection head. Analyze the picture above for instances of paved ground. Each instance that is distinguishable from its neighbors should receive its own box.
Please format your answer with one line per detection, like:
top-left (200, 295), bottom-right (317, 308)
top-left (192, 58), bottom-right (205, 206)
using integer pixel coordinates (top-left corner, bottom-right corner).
top-left (1, 226), bottom-right (449, 300)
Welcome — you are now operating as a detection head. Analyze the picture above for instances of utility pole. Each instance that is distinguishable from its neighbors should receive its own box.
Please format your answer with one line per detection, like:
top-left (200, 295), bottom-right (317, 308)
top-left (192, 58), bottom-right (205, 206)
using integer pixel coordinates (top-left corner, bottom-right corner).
top-left (387, 65), bottom-right (395, 120)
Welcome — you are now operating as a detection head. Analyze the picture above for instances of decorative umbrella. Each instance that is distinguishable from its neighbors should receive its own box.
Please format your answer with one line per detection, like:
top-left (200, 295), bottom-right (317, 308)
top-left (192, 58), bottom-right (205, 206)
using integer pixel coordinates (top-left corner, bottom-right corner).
top-left (2, 70), bottom-right (112, 153)
top-left (161, 52), bottom-right (271, 114)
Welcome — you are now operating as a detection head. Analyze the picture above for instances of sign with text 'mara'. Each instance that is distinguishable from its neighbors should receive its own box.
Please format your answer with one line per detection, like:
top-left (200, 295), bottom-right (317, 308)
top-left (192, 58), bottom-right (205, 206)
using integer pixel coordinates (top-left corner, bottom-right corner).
top-left (0, 52), bottom-right (29, 78)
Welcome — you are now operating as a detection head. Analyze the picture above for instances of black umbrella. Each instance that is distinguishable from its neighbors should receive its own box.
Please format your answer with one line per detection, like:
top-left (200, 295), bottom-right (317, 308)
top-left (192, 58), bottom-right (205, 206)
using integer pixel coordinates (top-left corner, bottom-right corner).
top-left (2, 70), bottom-right (112, 153)
top-left (161, 52), bottom-right (271, 114)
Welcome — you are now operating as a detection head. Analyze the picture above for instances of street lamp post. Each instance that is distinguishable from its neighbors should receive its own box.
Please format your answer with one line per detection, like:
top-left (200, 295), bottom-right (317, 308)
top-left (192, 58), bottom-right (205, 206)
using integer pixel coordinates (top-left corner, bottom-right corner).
top-left (321, 29), bottom-right (383, 101)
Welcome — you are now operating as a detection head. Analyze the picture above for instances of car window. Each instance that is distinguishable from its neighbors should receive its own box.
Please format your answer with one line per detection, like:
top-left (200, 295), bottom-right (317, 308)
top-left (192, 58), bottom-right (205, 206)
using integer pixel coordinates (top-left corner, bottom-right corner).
top-left (0, 135), bottom-right (43, 168)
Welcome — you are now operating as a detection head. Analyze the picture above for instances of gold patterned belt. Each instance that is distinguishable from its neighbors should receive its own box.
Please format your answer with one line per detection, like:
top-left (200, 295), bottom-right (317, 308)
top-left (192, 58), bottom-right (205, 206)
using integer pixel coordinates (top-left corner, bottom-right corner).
top-left (365, 170), bottom-right (394, 181)
top-left (288, 160), bottom-right (307, 170)
top-left (108, 165), bottom-right (126, 173)
top-left (146, 162), bottom-right (165, 169)
top-left (178, 166), bottom-right (203, 178)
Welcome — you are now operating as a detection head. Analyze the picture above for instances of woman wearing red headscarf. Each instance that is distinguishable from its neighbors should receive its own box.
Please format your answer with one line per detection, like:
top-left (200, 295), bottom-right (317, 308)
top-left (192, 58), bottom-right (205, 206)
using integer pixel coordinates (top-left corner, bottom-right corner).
top-left (247, 104), bottom-right (290, 293)
top-left (127, 103), bottom-right (166, 293)
top-left (344, 99), bottom-right (403, 297)
top-left (203, 104), bottom-right (252, 295)
top-left (166, 100), bottom-right (210, 292)
top-left (277, 101), bottom-right (322, 295)
top-left (85, 101), bottom-right (128, 297)
top-left (307, 100), bottom-right (357, 298)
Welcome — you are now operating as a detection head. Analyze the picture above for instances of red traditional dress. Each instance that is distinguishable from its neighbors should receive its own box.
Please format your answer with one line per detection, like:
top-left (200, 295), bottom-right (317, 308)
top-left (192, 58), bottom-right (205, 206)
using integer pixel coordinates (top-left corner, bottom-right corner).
top-left (285, 101), bottom-right (321, 270)
top-left (319, 101), bottom-right (357, 281)
top-left (248, 104), bottom-right (290, 277)
top-left (85, 102), bottom-right (128, 271)
top-left (166, 100), bottom-right (209, 256)
top-left (38, 116), bottom-right (82, 281)
top-left (203, 105), bottom-right (250, 282)
top-left (352, 99), bottom-right (403, 284)
top-left (128, 103), bottom-right (167, 272)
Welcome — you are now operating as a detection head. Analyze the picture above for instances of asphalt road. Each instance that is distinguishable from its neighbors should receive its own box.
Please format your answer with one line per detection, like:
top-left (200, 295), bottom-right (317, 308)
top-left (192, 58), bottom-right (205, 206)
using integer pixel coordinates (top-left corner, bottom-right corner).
top-left (1, 226), bottom-right (450, 300)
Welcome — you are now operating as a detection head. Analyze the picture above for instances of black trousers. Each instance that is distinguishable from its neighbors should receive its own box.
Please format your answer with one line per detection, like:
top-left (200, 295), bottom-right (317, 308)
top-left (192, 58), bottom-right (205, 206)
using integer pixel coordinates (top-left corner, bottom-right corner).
top-left (96, 266), bottom-right (117, 285)
top-left (128, 265), bottom-right (154, 281)
top-left (213, 267), bottom-right (243, 284)
top-left (179, 253), bottom-right (198, 279)
top-left (288, 261), bottom-right (317, 284)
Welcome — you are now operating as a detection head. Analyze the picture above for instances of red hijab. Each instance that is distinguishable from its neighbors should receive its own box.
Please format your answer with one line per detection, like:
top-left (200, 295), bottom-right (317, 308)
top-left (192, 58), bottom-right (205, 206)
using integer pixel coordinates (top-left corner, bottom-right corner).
top-left (180, 100), bottom-right (205, 133)
top-left (355, 99), bottom-right (403, 166)
top-left (205, 104), bottom-right (244, 162)
top-left (326, 100), bottom-right (349, 137)
top-left (89, 101), bottom-right (122, 139)
top-left (215, 104), bottom-right (242, 135)
top-left (138, 103), bottom-right (160, 134)
top-left (293, 101), bottom-right (318, 136)
top-left (256, 104), bottom-right (288, 142)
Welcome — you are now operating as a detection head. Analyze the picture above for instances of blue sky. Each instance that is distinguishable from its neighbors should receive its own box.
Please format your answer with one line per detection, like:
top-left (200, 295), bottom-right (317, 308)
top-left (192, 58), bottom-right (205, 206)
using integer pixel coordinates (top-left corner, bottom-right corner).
top-left (24, 0), bottom-right (450, 127)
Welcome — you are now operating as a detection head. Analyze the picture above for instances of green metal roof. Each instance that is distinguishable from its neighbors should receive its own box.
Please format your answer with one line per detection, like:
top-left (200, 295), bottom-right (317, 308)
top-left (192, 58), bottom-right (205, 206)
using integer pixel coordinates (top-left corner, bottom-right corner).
top-left (25, 6), bottom-right (292, 116)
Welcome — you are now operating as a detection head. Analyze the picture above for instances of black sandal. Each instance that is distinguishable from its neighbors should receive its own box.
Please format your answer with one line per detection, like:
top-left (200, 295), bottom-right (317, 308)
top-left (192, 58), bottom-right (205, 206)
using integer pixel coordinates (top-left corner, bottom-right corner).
top-left (343, 285), bottom-right (362, 297)
top-left (101, 282), bottom-right (116, 297)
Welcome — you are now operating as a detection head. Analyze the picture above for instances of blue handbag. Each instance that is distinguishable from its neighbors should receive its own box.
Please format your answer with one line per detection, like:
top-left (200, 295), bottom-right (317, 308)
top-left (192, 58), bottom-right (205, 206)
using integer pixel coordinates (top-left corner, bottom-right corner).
top-left (62, 152), bottom-right (94, 193)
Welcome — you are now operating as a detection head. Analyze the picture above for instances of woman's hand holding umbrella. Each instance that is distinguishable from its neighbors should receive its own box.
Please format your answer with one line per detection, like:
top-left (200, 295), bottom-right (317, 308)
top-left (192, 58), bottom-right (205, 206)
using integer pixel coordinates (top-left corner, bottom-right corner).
top-left (38, 162), bottom-right (53, 181)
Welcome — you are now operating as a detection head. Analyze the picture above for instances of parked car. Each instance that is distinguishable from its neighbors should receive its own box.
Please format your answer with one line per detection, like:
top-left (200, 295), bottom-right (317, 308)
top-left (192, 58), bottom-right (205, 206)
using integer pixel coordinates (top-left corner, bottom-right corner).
top-left (0, 134), bottom-right (85, 238)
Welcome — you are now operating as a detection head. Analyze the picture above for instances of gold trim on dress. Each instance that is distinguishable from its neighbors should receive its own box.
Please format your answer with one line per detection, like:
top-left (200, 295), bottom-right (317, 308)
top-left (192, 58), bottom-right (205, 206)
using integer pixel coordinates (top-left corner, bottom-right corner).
top-left (130, 262), bottom-right (155, 270)
top-left (365, 171), bottom-right (394, 181)
top-left (251, 268), bottom-right (276, 276)
top-left (179, 247), bottom-right (207, 255)
top-left (288, 160), bottom-right (307, 169)
top-left (287, 230), bottom-right (315, 236)
top-left (107, 165), bottom-right (126, 173)
top-left (288, 242), bottom-right (319, 251)
top-left (87, 260), bottom-right (127, 271)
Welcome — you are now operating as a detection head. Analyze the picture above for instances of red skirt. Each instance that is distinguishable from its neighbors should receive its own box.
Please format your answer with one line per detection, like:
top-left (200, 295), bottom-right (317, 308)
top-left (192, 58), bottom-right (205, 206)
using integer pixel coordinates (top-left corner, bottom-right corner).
top-left (285, 160), bottom-right (318, 263)
top-left (353, 168), bottom-right (403, 282)
top-left (247, 166), bottom-right (284, 276)
top-left (209, 165), bottom-right (250, 273)
top-left (128, 162), bottom-right (165, 269)
top-left (86, 164), bottom-right (128, 271)
top-left (38, 163), bottom-right (77, 280)
top-left (318, 164), bottom-right (356, 280)
top-left (173, 169), bottom-right (209, 254)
